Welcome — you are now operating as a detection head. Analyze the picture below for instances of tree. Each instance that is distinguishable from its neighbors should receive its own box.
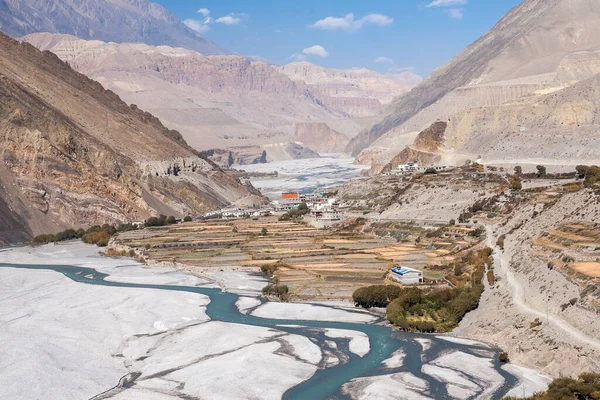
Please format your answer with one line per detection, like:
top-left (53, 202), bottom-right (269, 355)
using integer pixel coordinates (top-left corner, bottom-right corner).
top-left (514, 166), bottom-right (522, 175)
top-left (261, 227), bottom-right (268, 236)
top-left (424, 168), bottom-right (438, 175)
top-left (183, 216), bottom-right (193, 222)
top-left (509, 176), bottom-right (522, 191)
top-left (166, 216), bottom-right (177, 225)
top-left (298, 202), bottom-right (309, 213)
top-left (536, 165), bottom-right (547, 177)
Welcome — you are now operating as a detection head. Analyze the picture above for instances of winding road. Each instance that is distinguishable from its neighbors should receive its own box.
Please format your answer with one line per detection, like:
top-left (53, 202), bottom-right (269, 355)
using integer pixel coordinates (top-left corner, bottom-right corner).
top-left (485, 225), bottom-right (600, 350)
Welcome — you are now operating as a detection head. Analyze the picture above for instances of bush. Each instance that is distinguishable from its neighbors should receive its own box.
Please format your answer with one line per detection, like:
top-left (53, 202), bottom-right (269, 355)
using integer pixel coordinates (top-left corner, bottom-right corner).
top-left (353, 285), bottom-right (404, 308)
top-left (32, 224), bottom-right (118, 247)
top-left (262, 284), bottom-right (290, 301)
top-left (498, 352), bottom-right (510, 363)
top-left (261, 227), bottom-right (268, 236)
top-left (279, 202), bottom-right (310, 221)
top-left (486, 270), bottom-right (495, 285)
top-left (184, 216), bottom-right (193, 222)
top-left (145, 215), bottom-right (178, 227)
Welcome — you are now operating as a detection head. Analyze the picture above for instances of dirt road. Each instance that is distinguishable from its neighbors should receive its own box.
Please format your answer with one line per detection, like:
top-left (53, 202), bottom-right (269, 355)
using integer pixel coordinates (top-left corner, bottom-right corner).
top-left (485, 225), bottom-right (600, 350)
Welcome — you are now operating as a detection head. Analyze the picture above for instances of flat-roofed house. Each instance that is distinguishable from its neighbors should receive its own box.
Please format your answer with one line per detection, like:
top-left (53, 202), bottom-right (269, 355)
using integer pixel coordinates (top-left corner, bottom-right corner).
top-left (391, 266), bottom-right (423, 284)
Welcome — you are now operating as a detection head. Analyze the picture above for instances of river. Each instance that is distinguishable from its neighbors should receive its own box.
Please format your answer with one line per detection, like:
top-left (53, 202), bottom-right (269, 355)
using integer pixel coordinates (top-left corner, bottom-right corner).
top-left (0, 244), bottom-right (529, 400)
top-left (234, 155), bottom-right (369, 200)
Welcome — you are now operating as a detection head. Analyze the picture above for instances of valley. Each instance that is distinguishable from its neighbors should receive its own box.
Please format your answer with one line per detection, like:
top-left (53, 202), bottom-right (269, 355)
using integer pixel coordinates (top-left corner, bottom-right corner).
top-left (1, 0), bottom-right (600, 399)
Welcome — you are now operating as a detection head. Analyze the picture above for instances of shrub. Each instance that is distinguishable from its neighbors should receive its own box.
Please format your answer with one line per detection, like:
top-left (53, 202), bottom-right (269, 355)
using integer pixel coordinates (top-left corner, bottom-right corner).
top-left (536, 165), bottom-right (547, 177)
top-left (262, 284), bottom-right (290, 301)
top-left (486, 270), bottom-right (495, 285)
top-left (496, 235), bottom-right (506, 250)
top-left (353, 285), bottom-right (404, 308)
top-left (279, 203), bottom-right (310, 221)
top-left (261, 227), bottom-right (268, 236)
top-left (183, 216), bottom-right (193, 222)
top-left (498, 352), bottom-right (510, 363)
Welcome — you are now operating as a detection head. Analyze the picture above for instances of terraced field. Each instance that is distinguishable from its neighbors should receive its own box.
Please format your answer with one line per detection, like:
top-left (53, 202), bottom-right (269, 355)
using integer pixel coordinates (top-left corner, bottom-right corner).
top-left (114, 217), bottom-right (466, 300)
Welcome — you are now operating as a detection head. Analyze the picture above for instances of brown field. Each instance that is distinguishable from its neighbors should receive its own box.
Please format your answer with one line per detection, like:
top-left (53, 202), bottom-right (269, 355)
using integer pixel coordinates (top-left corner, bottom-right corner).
top-left (114, 216), bottom-right (469, 300)
top-left (570, 262), bottom-right (600, 278)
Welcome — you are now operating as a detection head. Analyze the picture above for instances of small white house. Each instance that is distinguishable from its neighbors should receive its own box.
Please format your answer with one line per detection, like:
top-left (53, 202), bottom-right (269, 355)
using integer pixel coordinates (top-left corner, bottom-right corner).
top-left (391, 266), bottom-right (423, 285)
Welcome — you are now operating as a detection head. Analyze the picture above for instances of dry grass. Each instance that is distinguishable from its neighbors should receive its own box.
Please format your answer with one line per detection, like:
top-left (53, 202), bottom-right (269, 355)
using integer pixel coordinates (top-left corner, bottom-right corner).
top-left (113, 216), bottom-right (464, 300)
top-left (570, 262), bottom-right (600, 278)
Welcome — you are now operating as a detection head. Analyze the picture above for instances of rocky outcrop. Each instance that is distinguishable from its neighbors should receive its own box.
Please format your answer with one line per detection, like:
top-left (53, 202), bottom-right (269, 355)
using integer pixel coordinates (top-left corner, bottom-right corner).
top-left (381, 148), bottom-right (441, 174)
top-left (413, 121), bottom-right (447, 153)
top-left (0, 31), bottom-right (264, 243)
top-left (349, 0), bottom-right (600, 166)
top-left (294, 123), bottom-right (350, 154)
top-left (263, 143), bottom-right (320, 162)
top-left (202, 147), bottom-right (267, 169)
top-left (0, 0), bottom-right (226, 55)
top-left (378, 121), bottom-right (446, 174)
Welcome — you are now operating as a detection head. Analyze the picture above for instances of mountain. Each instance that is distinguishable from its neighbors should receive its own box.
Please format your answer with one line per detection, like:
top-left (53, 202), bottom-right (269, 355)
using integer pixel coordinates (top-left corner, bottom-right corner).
top-left (277, 62), bottom-right (422, 118)
top-left (0, 0), bottom-right (226, 55)
top-left (23, 33), bottom-right (421, 155)
top-left (293, 123), bottom-right (350, 154)
top-left (349, 0), bottom-right (600, 168)
top-left (0, 31), bottom-right (263, 245)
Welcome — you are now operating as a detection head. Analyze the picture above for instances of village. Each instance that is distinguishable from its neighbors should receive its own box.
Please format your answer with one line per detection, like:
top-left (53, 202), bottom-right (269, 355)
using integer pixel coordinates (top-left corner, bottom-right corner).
top-left (203, 191), bottom-right (344, 225)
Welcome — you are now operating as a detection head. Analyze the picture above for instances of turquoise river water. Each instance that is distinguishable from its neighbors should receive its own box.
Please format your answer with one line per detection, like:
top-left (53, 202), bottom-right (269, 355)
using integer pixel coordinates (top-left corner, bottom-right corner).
top-left (0, 261), bottom-right (519, 399)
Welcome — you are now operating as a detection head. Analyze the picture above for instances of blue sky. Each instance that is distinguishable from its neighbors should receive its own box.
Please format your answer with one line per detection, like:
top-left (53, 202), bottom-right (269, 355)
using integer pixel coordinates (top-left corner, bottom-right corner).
top-left (154, 0), bottom-right (522, 77)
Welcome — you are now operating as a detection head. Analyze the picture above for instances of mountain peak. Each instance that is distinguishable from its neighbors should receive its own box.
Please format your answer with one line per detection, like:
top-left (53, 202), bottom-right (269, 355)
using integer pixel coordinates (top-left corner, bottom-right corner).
top-left (0, 0), bottom-right (227, 55)
top-left (347, 0), bottom-right (600, 156)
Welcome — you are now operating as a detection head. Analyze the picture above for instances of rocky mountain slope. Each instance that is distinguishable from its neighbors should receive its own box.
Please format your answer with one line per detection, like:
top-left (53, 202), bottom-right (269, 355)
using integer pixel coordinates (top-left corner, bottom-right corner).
top-left (23, 33), bottom-right (421, 155)
top-left (0, 31), bottom-right (263, 245)
top-left (277, 62), bottom-right (422, 118)
top-left (293, 123), bottom-right (350, 154)
top-left (0, 0), bottom-right (226, 55)
top-left (350, 0), bottom-right (600, 168)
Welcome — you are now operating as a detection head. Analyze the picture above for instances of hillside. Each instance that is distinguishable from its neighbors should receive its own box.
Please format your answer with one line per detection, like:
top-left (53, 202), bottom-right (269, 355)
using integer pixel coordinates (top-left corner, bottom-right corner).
top-left (277, 62), bottom-right (422, 118)
top-left (349, 0), bottom-right (600, 168)
top-left (0, 31), bottom-right (263, 245)
top-left (0, 0), bottom-right (226, 55)
top-left (23, 33), bottom-right (421, 153)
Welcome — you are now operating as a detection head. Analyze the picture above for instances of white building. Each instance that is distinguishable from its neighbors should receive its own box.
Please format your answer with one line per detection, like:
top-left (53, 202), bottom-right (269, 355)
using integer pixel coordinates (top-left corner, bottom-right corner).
top-left (397, 162), bottom-right (420, 173)
top-left (391, 266), bottom-right (423, 284)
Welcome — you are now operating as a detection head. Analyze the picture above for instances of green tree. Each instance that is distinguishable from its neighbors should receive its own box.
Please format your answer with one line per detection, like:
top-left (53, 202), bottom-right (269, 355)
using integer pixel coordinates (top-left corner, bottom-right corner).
top-left (536, 165), bottom-right (547, 177)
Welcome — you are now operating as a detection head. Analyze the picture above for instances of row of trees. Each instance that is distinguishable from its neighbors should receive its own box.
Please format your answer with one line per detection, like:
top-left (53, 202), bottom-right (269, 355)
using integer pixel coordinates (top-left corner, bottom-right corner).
top-left (31, 214), bottom-right (194, 247)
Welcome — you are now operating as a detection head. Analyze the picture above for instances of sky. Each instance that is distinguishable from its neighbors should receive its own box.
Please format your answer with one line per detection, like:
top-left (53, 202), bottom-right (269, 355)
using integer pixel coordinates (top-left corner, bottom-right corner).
top-left (153, 0), bottom-right (522, 77)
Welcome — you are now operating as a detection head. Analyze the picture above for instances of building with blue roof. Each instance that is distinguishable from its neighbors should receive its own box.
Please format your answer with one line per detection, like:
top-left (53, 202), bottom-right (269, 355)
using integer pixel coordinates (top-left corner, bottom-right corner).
top-left (391, 266), bottom-right (424, 285)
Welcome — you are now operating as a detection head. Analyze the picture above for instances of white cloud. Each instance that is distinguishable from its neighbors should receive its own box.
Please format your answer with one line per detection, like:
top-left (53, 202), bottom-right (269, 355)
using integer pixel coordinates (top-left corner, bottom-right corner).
top-left (185, 12), bottom-right (247, 32)
top-left (448, 8), bottom-right (464, 19)
top-left (216, 15), bottom-right (241, 25)
top-left (374, 56), bottom-right (394, 64)
top-left (426, 0), bottom-right (468, 7)
top-left (311, 13), bottom-right (393, 31)
top-left (184, 19), bottom-right (211, 33)
top-left (302, 45), bottom-right (329, 58)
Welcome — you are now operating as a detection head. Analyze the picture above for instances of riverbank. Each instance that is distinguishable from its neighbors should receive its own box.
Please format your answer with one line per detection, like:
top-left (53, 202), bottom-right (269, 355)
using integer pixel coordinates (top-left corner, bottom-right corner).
top-left (0, 242), bottom-right (550, 399)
